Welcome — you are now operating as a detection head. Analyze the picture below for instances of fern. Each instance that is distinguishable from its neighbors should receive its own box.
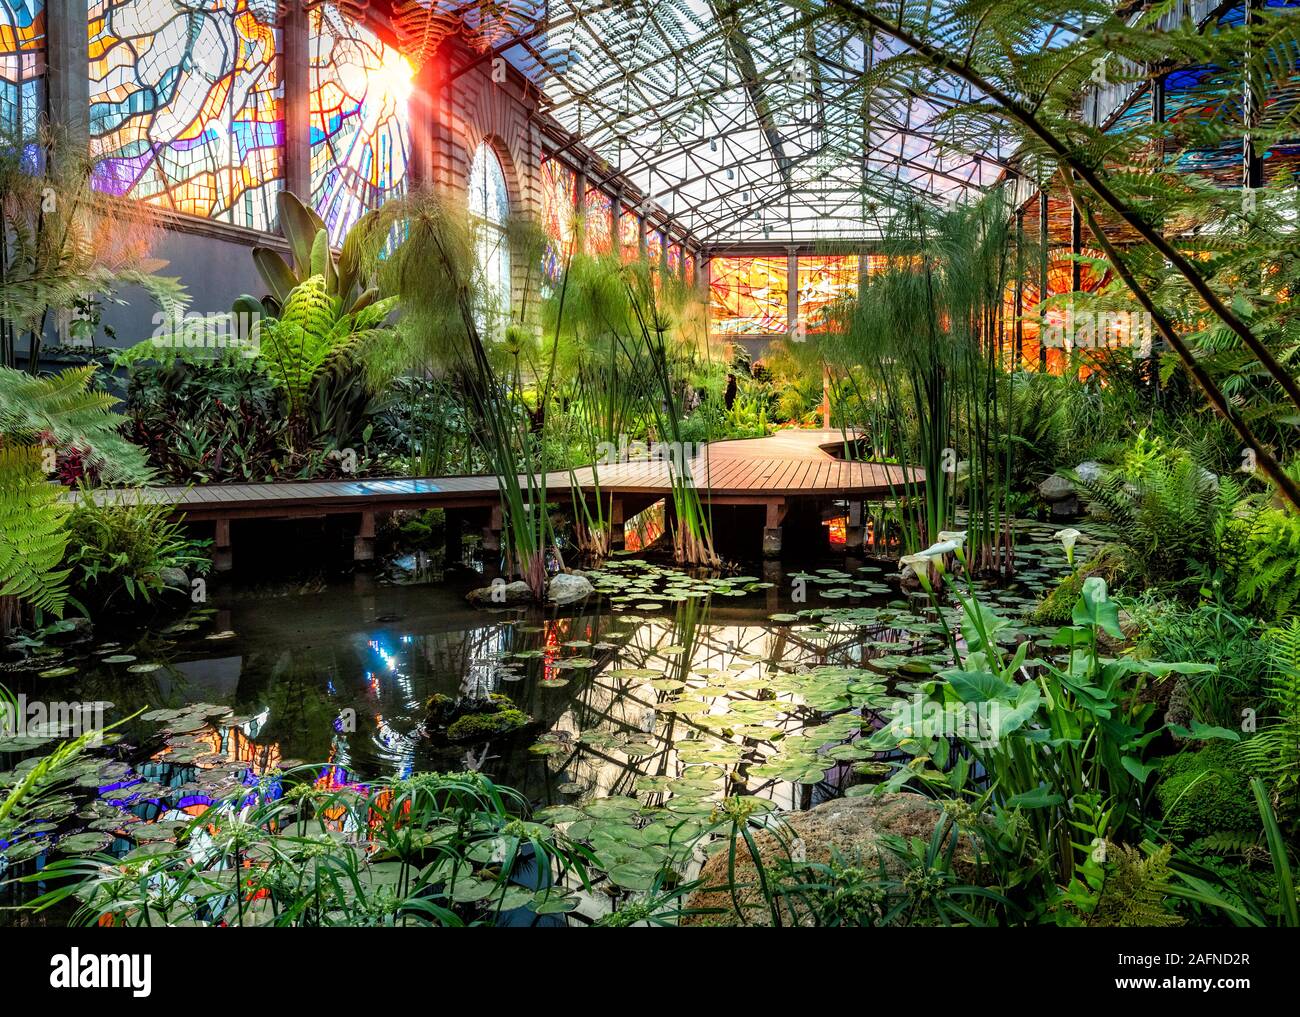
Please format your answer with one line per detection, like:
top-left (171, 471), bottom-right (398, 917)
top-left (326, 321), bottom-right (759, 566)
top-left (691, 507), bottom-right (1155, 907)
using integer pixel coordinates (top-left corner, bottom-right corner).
top-left (1071, 431), bottom-right (1237, 591)
top-left (0, 364), bottom-right (151, 484)
top-left (256, 274), bottom-right (394, 429)
top-left (1234, 509), bottom-right (1300, 621)
top-left (1238, 619), bottom-right (1300, 814)
top-left (1092, 845), bottom-right (1186, 928)
top-left (0, 445), bottom-right (72, 618)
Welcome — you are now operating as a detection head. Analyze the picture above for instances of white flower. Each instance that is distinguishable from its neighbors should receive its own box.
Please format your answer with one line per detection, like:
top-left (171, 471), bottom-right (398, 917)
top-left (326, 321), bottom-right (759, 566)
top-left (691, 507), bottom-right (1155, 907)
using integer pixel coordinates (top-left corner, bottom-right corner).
top-left (1055, 527), bottom-right (1082, 566)
top-left (936, 530), bottom-right (967, 546)
top-left (919, 539), bottom-right (962, 559)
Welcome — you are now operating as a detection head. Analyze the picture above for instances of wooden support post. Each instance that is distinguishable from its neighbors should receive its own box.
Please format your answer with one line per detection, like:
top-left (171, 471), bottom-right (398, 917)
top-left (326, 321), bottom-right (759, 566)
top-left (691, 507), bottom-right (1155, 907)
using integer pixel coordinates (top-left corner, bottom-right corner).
top-left (353, 511), bottom-right (376, 563)
top-left (762, 560), bottom-right (782, 610)
top-left (214, 518), bottom-right (232, 573)
top-left (844, 500), bottom-right (864, 551)
top-left (609, 497), bottom-right (625, 551)
top-left (763, 500), bottom-right (787, 558)
top-left (444, 510), bottom-right (464, 568)
top-left (481, 504), bottom-right (503, 554)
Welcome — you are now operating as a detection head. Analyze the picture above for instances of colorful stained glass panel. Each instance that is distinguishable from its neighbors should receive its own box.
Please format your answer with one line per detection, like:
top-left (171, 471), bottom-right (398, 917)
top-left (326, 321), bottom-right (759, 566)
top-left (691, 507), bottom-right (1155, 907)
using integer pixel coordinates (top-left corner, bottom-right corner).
top-left (644, 225), bottom-right (664, 263)
top-left (310, 7), bottom-right (411, 246)
top-left (89, 0), bottom-right (284, 230)
top-left (540, 154), bottom-right (576, 280)
top-left (619, 209), bottom-right (638, 260)
top-left (796, 255), bottom-right (858, 333)
top-left (583, 186), bottom-right (612, 255)
top-left (1, 0), bottom-right (43, 138)
top-left (708, 256), bottom-right (789, 336)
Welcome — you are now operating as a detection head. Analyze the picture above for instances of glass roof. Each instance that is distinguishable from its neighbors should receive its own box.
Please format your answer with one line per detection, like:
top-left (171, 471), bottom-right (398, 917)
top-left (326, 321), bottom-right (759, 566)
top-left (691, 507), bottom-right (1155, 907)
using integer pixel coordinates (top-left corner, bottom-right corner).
top-left (448, 0), bottom-right (1015, 245)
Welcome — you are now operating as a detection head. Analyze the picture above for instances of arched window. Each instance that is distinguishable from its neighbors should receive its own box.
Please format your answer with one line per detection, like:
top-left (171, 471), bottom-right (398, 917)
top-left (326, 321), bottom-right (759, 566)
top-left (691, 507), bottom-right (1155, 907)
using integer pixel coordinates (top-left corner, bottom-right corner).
top-left (468, 141), bottom-right (511, 332)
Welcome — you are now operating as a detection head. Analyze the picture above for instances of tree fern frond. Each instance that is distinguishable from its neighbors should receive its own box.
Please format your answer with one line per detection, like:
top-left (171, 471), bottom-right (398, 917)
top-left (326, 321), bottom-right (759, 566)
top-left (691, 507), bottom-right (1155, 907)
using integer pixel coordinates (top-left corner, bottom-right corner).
top-left (0, 446), bottom-right (71, 617)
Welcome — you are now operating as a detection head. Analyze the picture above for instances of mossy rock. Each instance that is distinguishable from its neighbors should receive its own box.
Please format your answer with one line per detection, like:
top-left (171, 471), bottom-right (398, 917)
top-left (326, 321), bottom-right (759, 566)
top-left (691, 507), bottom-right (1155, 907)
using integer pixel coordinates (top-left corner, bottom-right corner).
top-left (1032, 544), bottom-right (1129, 625)
top-left (445, 708), bottom-right (531, 742)
top-left (1154, 742), bottom-right (1257, 841)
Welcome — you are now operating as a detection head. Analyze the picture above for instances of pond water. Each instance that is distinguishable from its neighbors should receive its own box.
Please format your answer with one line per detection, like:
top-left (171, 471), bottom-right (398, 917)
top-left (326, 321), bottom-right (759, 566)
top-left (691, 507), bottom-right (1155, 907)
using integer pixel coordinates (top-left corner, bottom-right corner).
top-left (0, 521), bottom-right (1079, 921)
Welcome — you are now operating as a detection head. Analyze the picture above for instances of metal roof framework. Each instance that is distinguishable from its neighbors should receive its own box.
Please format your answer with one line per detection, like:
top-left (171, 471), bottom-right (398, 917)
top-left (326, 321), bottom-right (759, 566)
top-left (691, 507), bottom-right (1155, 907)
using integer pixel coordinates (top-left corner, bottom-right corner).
top-left (427, 0), bottom-right (1021, 246)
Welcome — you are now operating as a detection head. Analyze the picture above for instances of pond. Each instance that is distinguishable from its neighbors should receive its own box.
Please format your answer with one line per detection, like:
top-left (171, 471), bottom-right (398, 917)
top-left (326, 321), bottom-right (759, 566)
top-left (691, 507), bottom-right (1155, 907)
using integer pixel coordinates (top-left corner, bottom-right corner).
top-left (0, 521), bottom-right (1078, 922)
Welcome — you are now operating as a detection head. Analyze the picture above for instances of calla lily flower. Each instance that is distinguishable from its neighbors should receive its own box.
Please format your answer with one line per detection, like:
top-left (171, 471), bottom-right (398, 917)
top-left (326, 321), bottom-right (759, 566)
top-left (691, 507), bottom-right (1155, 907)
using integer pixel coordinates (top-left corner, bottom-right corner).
top-left (936, 530), bottom-right (967, 546)
top-left (1055, 527), bottom-right (1082, 566)
top-left (919, 539), bottom-right (963, 559)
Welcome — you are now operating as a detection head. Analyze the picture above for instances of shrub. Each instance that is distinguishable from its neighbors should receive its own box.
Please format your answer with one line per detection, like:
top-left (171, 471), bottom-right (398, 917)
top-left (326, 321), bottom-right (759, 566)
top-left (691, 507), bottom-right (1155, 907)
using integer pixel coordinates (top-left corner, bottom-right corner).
top-left (65, 494), bottom-right (211, 608)
top-left (1231, 508), bottom-right (1300, 621)
top-left (1154, 742), bottom-right (1257, 841)
top-left (1130, 599), bottom-right (1271, 727)
top-left (1072, 431), bottom-right (1239, 593)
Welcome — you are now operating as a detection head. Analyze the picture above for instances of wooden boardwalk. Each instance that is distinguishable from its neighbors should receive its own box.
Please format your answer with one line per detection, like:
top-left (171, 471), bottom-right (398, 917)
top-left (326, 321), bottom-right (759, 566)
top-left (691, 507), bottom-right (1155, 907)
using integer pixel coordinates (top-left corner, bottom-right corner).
top-left (83, 430), bottom-right (918, 567)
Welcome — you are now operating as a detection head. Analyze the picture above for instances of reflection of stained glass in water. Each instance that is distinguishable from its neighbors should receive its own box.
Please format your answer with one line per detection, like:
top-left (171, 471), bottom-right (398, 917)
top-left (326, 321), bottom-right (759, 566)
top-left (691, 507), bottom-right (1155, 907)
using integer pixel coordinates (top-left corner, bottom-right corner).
top-left (619, 209), bottom-right (638, 260)
top-left (708, 256), bottom-right (789, 336)
top-left (310, 6), bottom-right (411, 246)
top-left (0, 0), bottom-right (43, 138)
top-left (540, 155), bottom-right (576, 280)
top-left (796, 255), bottom-right (858, 333)
top-left (89, 0), bottom-right (284, 231)
top-left (583, 186), bottom-right (612, 255)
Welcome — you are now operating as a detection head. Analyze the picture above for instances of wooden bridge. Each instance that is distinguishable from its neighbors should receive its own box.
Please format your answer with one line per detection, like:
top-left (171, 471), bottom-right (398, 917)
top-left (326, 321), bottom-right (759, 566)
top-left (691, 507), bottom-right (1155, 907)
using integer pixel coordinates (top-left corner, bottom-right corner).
top-left (85, 430), bottom-right (917, 569)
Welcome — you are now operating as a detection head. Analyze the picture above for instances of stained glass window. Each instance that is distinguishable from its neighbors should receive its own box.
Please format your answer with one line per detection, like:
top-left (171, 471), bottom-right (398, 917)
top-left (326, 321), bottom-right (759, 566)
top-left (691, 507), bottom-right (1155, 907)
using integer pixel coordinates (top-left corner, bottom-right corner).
top-left (644, 225), bottom-right (663, 263)
top-left (310, 6), bottom-right (412, 246)
top-left (0, 0), bottom-right (43, 139)
top-left (89, 0), bottom-right (284, 230)
top-left (539, 154), bottom-right (576, 280)
top-left (469, 140), bottom-right (511, 329)
top-left (708, 256), bottom-right (789, 336)
top-left (619, 208), bottom-right (638, 260)
top-left (683, 250), bottom-right (696, 285)
top-left (582, 185), bottom-right (612, 255)
top-left (667, 242), bottom-right (682, 276)
top-left (796, 255), bottom-right (858, 333)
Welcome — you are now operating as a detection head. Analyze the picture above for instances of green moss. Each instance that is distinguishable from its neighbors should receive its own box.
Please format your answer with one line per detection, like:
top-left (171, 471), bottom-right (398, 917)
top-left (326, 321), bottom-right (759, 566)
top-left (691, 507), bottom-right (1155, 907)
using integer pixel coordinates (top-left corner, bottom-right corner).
top-left (446, 708), bottom-right (531, 742)
top-left (1154, 742), bottom-right (1257, 841)
top-left (1032, 545), bottom-right (1128, 625)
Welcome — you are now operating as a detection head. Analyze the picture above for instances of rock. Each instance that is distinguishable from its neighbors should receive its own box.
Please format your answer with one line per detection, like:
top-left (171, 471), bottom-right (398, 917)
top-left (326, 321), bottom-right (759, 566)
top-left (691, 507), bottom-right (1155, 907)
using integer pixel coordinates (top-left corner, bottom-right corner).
top-left (1049, 496), bottom-right (1080, 520)
top-left (1096, 607), bottom-right (1139, 654)
top-left (159, 567), bottom-right (189, 592)
top-left (547, 572), bottom-right (594, 606)
top-left (45, 616), bottom-right (93, 645)
top-left (466, 580), bottom-right (533, 606)
top-left (1074, 461), bottom-right (1103, 484)
top-left (1038, 473), bottom-right (1076, 502)
top-left (681, 793), bottom-right (980, 927)
top-left (899, 561), bottom-right (943, 593)
top-left (1164, 677), bottom-right (1193, 738)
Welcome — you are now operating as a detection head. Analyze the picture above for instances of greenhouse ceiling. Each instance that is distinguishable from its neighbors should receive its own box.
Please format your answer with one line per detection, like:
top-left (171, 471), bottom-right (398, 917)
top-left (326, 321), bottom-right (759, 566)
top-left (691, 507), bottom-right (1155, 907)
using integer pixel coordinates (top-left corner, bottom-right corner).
top-left (432, 0), bottom-right (1021, 245)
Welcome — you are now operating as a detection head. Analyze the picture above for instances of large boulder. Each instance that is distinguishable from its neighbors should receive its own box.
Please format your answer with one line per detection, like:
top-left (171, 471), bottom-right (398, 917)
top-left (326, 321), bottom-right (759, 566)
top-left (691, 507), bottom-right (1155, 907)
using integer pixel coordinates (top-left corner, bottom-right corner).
top-left (547, 572), bottom-right (594, 606)
top-left (681, 793), bottom-right (979, 927)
